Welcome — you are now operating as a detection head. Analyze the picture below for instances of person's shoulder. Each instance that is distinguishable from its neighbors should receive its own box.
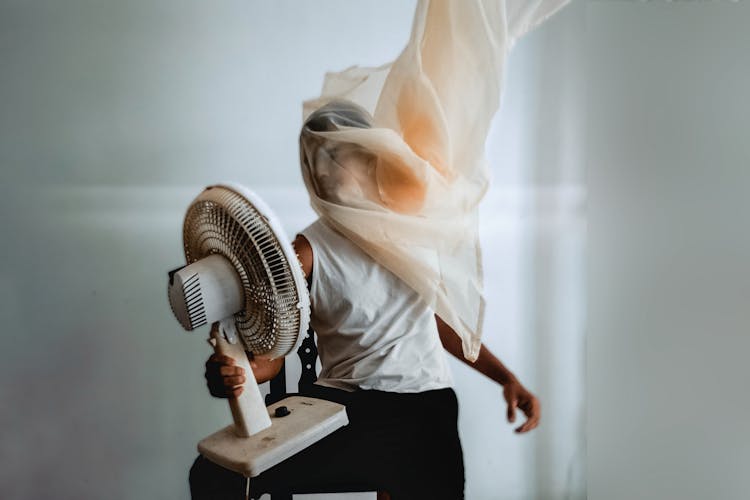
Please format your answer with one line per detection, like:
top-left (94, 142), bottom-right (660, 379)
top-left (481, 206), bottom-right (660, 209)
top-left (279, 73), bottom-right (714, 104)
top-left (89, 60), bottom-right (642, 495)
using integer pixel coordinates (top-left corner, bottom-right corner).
top-left (298, 218), bottom-right (365, 263)
top-left (292, 233), bottom-right (313, 279)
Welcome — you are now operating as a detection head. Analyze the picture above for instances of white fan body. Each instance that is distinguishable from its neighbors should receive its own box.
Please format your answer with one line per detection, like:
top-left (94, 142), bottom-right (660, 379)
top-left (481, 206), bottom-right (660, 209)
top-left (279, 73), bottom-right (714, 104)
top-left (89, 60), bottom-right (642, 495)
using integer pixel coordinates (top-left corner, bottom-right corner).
top-left (167, 183), bottom-right (347, 477)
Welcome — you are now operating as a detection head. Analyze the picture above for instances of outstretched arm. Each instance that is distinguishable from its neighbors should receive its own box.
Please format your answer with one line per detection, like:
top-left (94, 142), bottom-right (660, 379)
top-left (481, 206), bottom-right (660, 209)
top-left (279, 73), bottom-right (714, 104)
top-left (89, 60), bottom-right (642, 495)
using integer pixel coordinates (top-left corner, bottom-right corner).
top-left (435, 315), bottom-right (541, 434)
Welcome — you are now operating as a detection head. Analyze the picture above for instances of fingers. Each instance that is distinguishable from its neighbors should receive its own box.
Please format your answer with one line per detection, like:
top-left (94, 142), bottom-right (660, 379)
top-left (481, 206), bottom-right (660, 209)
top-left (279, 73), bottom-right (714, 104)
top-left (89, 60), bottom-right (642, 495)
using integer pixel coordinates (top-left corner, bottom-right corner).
top-left (507, 398), bottom-right (517, 423)
top-left (219, 365), bottom-right (244, 376)
top-left (515, 418), bottom-right (539, 433)
top-left (216, 363), bottom-right (246, 387)
top-left (222, 375), bottom-right (247, 387)
top-left (505, 386), bottom-right (518, 423)
top-left (207, 354), bottom-right (236, 366)
top-left (210, 322), bottom-right (220, 335)
top-left (514, 397), bottom-right (541, 434)
top-left (205, 353), bottom-right (244, 398)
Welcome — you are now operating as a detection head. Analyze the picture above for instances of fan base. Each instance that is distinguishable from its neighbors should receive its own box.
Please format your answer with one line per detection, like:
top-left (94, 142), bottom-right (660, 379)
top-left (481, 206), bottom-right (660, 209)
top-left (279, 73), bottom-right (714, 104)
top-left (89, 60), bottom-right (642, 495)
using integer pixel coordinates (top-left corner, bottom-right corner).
top-left (197, 395), bottom-right (349, 478)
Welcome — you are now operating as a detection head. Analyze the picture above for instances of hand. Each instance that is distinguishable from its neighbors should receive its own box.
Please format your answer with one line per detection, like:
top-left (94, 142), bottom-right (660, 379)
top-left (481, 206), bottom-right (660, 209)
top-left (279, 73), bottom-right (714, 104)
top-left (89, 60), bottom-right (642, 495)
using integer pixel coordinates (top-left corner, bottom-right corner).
top-left (205, 354), bottom-right (246, 399)
top-left (248, 352), bottom-right (285, 384)
top-left (503, 379), bottom-right (541, 434)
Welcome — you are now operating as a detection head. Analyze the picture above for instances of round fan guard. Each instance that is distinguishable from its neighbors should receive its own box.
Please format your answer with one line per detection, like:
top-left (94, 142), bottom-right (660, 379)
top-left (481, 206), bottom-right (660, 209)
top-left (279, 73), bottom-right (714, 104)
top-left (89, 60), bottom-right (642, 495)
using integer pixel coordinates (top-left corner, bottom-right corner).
top-left (181, 183), bottom-right (310, 358)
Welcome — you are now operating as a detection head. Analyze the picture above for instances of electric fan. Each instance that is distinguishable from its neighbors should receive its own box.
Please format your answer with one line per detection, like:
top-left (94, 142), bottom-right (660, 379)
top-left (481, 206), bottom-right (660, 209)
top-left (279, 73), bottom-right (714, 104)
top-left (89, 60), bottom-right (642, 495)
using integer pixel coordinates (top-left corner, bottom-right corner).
top-left (167, 183), bottom-right (348, 477)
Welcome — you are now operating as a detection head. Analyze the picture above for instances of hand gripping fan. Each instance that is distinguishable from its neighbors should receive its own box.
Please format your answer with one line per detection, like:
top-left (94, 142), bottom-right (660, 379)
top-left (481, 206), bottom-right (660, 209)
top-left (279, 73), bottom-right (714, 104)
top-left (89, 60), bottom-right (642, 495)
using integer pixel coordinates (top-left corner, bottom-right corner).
top-left (167, 183), bottom-right (348, 477)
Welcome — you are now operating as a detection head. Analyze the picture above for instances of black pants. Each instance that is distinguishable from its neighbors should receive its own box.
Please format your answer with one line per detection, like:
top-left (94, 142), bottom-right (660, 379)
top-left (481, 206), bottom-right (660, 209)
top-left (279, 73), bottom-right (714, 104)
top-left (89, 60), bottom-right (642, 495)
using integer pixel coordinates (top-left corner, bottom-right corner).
top-left (189, 384), bottom-right (465, 499)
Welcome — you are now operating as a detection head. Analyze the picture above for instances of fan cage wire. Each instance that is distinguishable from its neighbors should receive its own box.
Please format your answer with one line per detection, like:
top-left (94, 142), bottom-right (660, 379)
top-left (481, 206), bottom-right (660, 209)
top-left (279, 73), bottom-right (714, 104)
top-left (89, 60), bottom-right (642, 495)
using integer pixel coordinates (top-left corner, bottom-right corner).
top-left (183, 188), bottom-right (302, 358)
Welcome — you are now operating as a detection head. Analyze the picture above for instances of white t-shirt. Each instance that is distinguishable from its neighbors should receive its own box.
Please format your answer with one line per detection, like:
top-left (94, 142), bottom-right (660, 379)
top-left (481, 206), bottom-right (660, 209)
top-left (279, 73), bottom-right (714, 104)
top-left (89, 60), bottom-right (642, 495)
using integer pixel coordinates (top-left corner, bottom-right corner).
top-left (299, 219), bottom-right (454, 393)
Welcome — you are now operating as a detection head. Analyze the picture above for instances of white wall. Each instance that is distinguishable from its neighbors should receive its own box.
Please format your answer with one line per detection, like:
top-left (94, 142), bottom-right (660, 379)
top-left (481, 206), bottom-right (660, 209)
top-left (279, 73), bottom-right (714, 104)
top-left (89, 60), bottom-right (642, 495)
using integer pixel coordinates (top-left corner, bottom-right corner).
top-left (1, 0), bottom-right (595, 499)
top-left (587, 2), bottom-right (750, 499)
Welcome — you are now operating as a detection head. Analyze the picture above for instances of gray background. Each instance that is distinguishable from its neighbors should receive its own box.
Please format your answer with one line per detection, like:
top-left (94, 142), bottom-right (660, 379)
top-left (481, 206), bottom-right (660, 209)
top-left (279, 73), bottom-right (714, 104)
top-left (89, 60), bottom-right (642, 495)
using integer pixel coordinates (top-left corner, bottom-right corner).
top-left (1, 1), bottom-right (748, 499)
top-left (586, 2), bottom-right (750, 499)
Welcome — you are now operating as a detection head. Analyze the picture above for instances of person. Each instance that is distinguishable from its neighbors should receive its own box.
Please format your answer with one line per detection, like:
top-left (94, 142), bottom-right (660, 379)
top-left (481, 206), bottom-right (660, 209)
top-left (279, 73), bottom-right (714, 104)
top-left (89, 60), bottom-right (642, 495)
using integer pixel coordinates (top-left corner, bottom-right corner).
top-left (189, 101), bottom-right (540, 499)
top-left (189, 0), bottom-right (578, 493)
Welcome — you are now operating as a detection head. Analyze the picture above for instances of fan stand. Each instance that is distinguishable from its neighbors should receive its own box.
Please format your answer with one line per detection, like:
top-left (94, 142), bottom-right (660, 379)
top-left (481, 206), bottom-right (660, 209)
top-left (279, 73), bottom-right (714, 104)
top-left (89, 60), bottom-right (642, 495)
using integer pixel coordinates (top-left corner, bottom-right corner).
top-left (198, 325), bottom-right (349, 478)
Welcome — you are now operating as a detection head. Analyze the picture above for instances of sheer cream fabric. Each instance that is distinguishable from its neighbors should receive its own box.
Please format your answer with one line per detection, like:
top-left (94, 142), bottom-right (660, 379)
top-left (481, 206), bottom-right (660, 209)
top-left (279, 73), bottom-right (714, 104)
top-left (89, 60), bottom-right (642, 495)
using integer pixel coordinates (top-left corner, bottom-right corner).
top-left (299, 0), bottom-right (570, 361)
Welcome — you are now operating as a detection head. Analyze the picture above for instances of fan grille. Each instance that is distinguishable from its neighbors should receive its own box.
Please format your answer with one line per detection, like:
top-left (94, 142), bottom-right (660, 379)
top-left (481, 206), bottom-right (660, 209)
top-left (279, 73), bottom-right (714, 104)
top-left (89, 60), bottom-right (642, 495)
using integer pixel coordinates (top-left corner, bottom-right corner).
top-left (183, 186), bottom-right (305, 358)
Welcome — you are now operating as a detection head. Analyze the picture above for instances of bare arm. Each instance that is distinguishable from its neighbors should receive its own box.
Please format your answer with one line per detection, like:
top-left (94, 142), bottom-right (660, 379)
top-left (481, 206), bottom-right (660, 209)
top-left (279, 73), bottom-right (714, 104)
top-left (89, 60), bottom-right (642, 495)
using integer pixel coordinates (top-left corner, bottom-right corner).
top-left (435, 315), bottom-right (541, 433)
top-left (293, 233), bottom-right (313, 279)
top-left (435, 315), bottom-right (517, 386)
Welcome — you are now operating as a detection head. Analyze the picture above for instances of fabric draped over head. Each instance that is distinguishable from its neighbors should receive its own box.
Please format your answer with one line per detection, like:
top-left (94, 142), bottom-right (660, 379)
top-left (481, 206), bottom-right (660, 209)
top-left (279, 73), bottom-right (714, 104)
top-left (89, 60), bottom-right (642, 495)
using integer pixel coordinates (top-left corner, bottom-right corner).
top-left (299, 0), bottom-right (570, 361)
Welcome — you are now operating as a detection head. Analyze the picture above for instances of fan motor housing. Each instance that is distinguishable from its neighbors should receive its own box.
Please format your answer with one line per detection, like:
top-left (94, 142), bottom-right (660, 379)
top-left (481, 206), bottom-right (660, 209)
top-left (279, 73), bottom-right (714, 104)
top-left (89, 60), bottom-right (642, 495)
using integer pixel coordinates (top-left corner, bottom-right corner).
top-left (168, 254), bottom-right (245, 331)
